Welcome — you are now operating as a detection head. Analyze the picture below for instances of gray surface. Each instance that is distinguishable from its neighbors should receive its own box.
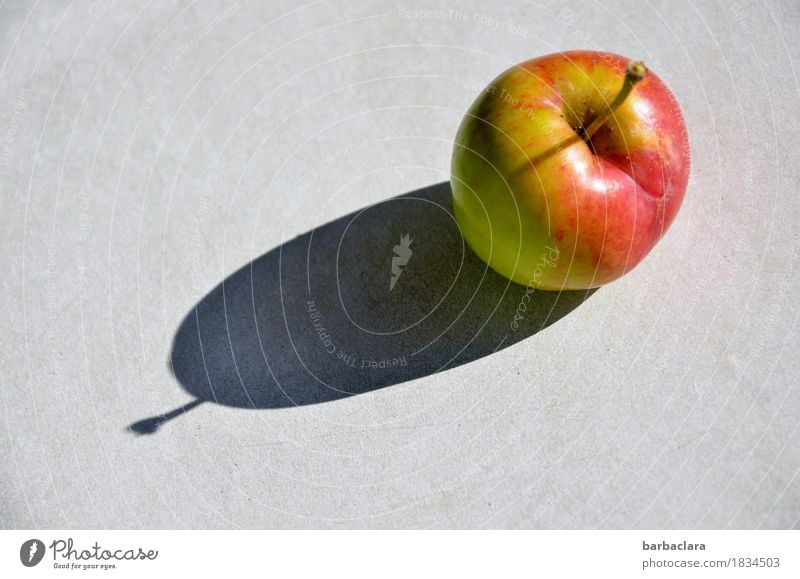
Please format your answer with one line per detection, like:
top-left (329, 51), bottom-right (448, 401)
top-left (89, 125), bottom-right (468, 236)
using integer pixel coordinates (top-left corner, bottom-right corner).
top-left (1, 0), bottom-right (799, 529)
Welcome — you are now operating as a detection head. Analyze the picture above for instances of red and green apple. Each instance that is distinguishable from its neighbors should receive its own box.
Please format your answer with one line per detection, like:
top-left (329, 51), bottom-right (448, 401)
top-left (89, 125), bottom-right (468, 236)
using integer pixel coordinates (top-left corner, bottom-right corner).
top-left (451, 50), bottom-right (690, 290)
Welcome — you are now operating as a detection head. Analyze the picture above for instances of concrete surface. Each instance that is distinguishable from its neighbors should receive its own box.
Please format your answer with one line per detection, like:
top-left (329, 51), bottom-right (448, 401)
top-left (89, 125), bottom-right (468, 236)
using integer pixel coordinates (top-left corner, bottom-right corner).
top-left (1, 0), bottom-right (799, 528)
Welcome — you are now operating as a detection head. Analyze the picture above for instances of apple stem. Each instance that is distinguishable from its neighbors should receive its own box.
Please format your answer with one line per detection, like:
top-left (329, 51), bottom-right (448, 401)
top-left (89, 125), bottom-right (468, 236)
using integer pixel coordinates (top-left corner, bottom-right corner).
top-left (578, 60), bottom-right (647, 143)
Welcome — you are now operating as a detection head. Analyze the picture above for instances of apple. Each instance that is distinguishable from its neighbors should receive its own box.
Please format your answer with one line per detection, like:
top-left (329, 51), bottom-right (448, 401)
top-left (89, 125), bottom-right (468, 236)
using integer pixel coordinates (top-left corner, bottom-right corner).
top-left (451, 50), bottom-right (690, 290)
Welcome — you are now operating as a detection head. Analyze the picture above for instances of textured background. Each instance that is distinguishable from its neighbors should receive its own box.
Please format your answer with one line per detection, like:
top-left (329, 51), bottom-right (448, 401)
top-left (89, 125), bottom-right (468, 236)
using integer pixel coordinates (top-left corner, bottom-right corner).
top-left (1, 0), bottom-right (798, 529)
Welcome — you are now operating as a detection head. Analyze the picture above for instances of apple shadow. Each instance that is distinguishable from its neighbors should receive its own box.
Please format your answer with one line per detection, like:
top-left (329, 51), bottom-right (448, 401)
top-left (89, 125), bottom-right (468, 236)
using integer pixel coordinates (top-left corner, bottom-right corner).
top-left (129, 182), bottom-right (595, 434)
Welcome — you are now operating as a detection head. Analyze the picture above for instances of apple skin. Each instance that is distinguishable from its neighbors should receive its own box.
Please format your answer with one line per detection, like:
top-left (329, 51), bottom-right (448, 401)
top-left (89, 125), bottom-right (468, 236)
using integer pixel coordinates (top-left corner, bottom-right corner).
top-left (451, 50), bottom-right (690, 290)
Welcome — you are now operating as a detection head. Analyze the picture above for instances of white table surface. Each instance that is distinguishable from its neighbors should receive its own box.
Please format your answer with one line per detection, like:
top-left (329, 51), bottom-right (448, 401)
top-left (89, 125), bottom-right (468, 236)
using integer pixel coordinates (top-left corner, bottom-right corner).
top-left (1, 0), bottom-right (798, 529)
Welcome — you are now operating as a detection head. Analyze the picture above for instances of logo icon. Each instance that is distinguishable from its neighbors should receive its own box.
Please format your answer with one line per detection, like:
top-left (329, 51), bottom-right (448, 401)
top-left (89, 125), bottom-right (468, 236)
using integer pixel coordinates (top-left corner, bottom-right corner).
top-left (20, 539), bottom-right (45, 567)
top-left (389, 233), bottom-right (413, 291)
